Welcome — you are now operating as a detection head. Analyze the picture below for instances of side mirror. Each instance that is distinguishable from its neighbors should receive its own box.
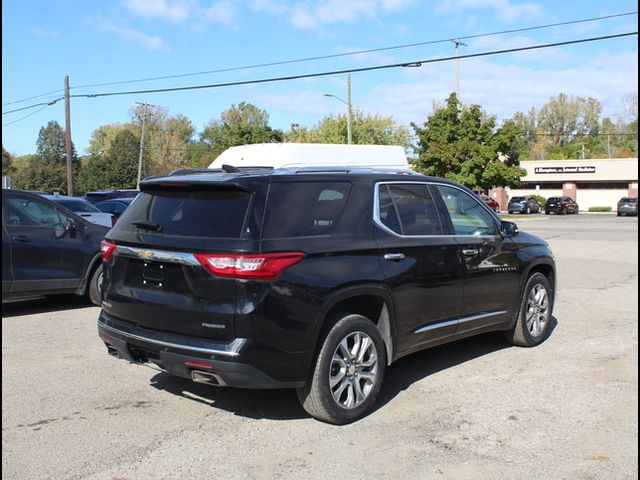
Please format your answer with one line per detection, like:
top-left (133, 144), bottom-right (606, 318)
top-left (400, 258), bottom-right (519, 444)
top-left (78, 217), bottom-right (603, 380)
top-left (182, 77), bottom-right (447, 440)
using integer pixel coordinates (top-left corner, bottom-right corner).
top-left (501, 221), bottom-right (519, 237)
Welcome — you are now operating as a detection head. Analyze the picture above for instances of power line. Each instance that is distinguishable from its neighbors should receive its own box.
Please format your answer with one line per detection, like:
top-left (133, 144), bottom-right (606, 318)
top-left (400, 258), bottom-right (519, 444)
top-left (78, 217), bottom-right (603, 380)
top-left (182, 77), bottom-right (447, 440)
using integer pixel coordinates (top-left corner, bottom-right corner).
top-left (3, 10), bottom-right (637, 106)
top-left (2, 97), bottom-right (63, 115)
top-left (70, 11), bottom-right (637, 90)
top-left (2, 105), bottom-right (51, 127)
top-left (68, 32), bottom-right (638, 100)
top-left (2, 89), bottom-right (65, 107)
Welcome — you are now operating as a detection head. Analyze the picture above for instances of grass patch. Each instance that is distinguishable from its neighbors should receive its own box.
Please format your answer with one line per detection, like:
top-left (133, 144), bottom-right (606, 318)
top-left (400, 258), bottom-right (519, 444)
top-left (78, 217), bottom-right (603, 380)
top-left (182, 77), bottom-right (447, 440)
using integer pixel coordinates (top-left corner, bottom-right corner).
top-left (588, 206), bottom-right (612, 212)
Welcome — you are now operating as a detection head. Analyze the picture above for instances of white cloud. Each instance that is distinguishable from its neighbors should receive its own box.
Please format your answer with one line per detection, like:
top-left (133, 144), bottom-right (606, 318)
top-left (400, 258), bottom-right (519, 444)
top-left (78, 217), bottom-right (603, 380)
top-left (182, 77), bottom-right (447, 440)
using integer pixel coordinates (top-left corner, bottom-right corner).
top-left (359, 52), bottom-right (638, 127)
top-left (380, 0), bottom-right (419, 12)
top-left (436, 0), bottom-right (543, 23)
top-left (89, 17), bottom-right (170, 52)
top-left (31, 27), bottom-right (60, 39)
top-left (122, 0), bottom-right (191, 22)
top-left (205, 1), bottom-right (238, 25)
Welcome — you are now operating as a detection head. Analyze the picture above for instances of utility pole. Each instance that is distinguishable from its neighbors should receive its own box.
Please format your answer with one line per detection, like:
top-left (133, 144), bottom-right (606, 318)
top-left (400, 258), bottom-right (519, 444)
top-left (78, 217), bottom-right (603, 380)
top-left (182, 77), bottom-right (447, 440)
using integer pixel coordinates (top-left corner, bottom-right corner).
top-left (64, 76), bottom-right (74, 196)
top-left (346, 74), bottom-right (352, 145)
top-left (135, 102), bottom-right (155, 190)
top-left (451, 39), bottom-right (467, 100)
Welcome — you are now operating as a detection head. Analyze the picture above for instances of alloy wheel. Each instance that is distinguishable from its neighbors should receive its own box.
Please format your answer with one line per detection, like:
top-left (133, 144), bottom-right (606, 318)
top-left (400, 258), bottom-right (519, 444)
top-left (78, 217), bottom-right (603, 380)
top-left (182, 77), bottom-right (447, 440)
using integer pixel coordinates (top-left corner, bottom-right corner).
top-left (525, 284), bottom-right (549, 337)
top-left (329, 331), bottom-right (379, 409)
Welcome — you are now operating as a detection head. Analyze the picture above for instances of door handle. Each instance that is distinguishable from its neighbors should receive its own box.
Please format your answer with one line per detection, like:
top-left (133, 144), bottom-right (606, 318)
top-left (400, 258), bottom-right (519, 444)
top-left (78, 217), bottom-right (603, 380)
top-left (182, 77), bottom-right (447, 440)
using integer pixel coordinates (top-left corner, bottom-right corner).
top-left (384, 253), bottom-right (405, 261)
top-left (462, 248), bottom-right (479, 257)
top-left (12, 235), bottom-right (29, 243)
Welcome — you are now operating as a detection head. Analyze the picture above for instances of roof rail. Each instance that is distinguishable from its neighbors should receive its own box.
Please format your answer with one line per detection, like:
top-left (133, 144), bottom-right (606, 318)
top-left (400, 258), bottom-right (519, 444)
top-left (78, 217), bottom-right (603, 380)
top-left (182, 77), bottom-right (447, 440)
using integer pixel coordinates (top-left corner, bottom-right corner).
top-left (168, 166), bottom-right (275, 176)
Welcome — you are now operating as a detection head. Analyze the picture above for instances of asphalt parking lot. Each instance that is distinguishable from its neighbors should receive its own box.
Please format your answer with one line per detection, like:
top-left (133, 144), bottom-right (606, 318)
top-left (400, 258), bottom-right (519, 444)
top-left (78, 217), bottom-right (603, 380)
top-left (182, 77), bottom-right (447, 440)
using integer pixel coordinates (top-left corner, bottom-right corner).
top-left (2, 214), bottom-right (638, 480)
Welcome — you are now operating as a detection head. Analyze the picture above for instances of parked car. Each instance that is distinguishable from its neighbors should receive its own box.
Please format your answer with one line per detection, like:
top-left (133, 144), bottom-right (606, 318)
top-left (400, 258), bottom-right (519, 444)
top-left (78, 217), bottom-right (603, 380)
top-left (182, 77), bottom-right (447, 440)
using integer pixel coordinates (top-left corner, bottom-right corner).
top-left (508, 196), bottom-right (541, 214)
top-left (95, 198), bottom-right (135, 220)
top-left (2, 189), bottom-right (109, 305)
top-left (43, 194), bottom-right (116, 227)
top-left (97, 167), bottom-right (556, 424)
top-left (84, 189), bottom-right (139, 205)
top-left (478, 194), bottom-right (500, 213)
top-left (617, 197), bottom-right (638, 217)
top-left (544, 196), bottom-right (579, 215)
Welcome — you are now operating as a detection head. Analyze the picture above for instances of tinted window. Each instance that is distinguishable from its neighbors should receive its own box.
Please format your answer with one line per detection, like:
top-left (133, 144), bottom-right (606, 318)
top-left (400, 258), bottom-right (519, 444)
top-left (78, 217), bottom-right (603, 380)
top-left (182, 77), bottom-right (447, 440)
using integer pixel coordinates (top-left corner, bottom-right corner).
top-left (262, 182), bottom-right (351, 238)
top-left (56, 199), bottom-right (100, 212)
top-left (378, 184), bottom-right (442, 235)
top-left (114, 188), bottom-right (252, 238)
top-left (96, 202), bottom-right (115, 214)
top-left (510, 197), bottom-right (525, 202)
top-left (436, 186), bottom-right (498, 236)
top-left (4, 196), bottom-right (63, 227)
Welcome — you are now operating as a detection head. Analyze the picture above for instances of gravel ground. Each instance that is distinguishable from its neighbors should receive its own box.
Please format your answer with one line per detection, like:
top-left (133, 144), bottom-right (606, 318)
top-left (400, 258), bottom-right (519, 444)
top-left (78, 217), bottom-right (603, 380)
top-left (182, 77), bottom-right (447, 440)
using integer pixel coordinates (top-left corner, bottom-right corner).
top-left (2, 214), bottom-right (637, 480)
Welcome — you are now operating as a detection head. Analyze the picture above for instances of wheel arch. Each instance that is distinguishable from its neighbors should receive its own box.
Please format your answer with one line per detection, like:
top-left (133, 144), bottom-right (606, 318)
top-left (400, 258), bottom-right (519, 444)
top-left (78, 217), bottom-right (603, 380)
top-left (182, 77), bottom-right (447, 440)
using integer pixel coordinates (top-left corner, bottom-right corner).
top-left (313, 285), bottom-right (396, 366)
top-left (76, 253), bottom-right (102, 295)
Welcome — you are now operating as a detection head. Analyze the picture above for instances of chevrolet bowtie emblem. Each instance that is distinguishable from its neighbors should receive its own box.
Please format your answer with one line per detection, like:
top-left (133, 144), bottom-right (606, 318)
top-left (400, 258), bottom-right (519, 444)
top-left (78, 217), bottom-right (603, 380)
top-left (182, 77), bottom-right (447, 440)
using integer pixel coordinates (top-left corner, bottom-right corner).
top-left (138, 250), bottom-right (154, 259)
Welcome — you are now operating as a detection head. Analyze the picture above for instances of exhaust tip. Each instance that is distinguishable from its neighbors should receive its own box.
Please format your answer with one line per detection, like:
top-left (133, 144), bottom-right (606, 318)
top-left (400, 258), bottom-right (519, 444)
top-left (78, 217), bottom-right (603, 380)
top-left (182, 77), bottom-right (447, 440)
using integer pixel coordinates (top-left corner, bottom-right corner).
top-left (191, 370), bottom-right (225, 387)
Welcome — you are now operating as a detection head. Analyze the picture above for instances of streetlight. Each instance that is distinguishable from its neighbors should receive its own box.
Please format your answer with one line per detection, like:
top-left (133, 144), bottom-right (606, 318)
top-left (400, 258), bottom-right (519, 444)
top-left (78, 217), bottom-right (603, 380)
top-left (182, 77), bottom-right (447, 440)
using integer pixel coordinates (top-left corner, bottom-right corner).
top-left (323, 74), bottom-right (352, 144)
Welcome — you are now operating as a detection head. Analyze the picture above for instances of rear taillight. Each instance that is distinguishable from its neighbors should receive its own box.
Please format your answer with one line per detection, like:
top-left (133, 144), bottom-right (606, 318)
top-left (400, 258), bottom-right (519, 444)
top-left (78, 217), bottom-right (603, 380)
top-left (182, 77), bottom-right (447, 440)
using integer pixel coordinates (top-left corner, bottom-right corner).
top-left (194, 252), bottom-right (305, 281)
top-left (100, 240), bottom-right (117, 262)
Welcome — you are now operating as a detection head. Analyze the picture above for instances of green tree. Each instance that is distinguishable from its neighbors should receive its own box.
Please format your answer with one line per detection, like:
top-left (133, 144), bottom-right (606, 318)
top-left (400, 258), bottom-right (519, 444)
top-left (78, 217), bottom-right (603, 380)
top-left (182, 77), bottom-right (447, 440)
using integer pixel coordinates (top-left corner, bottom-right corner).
top-left (77, 130), bottom-right (139, 194)
top-left (14, 121), bottom-right (76, 193)
top-left (284, 109), bottom-right (411, 148)
top-left (198, 102), bottom-right (283, 165)
top-left (129, 106), bottom-right (196, 175)
top-left (2, 146), bottom-right (15, 176)
top-left (412, 93), bottom-right (525, 191)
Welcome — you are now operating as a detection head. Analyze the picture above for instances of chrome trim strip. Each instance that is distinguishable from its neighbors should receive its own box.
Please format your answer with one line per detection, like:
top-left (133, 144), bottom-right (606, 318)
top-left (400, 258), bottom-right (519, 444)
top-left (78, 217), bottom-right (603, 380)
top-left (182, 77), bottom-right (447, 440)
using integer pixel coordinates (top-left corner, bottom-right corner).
top-left (414, 310), bottom-right (508, 334)
top-left (98, 321), bottom-right (240, 357)
top-left (414, 318), bottom-right (459, 333)
top-left (115, 246), bottom-right (200, 266)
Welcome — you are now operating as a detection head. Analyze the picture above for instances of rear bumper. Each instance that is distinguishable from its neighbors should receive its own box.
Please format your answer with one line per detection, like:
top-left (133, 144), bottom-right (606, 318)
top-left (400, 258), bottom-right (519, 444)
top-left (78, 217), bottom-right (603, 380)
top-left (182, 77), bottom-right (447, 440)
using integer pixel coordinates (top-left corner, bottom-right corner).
top-left (97, 311), bottom-right (308, 389)
top-left (617, 206), bottom-right (638, 215)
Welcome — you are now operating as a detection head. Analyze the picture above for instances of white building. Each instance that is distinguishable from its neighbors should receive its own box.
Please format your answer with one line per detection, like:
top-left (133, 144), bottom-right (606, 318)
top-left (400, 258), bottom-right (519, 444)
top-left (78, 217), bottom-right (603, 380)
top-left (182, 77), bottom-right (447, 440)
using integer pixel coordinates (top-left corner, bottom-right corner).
top-left (490, 158), bottom-right (638, 211)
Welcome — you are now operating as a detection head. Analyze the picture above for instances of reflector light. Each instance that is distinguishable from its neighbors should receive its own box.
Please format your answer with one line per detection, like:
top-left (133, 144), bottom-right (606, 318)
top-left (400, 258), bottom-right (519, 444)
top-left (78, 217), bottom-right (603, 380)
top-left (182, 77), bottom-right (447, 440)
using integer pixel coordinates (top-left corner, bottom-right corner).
top-left (184, 361), bottom-right (213, 369)
top-left (100, 240), bottom-right (117, 261)
top-left (194, 252), bottom-right (305, 281)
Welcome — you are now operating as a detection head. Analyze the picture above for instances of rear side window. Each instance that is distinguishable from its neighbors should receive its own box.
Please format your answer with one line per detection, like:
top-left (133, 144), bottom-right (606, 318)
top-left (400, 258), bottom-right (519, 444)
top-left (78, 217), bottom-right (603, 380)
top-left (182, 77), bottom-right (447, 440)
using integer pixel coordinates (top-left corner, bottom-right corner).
top-left (262, 182), bottom-right (351, 238)
top-left (114, 188), bottom-right (252, 238)
top-left (378, 184), bottom-right (443, 236)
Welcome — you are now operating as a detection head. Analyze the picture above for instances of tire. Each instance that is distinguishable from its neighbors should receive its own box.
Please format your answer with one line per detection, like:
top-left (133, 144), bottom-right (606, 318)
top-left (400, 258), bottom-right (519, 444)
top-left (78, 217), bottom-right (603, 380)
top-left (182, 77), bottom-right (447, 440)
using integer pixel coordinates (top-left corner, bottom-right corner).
top-left (524, 206), bottom-right (530, 215)
top-left (88, 263), bottom-right (104, 306)
top-left (505, 273), bottom-right (553, 347)
top-left (297, 314), bottom-right (386, 424)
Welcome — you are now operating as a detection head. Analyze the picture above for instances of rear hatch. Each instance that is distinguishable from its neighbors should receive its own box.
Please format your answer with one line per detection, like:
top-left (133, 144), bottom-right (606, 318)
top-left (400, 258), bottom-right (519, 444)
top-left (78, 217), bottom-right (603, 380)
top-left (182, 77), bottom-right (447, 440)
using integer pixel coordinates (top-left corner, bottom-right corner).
top-left (102, 178), bottom-right (266, 341)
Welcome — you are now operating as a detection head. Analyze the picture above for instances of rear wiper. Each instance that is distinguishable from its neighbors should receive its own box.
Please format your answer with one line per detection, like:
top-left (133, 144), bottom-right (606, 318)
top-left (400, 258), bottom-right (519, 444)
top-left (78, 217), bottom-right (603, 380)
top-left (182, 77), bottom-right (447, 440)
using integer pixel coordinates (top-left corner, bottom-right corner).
top-left (132, 221), bottom-right (162, 231)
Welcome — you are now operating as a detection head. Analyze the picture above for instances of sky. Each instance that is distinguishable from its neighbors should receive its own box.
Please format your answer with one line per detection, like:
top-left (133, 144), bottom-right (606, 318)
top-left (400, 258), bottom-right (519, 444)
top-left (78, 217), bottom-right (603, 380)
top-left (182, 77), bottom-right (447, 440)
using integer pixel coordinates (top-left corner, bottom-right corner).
top-left (2, 0), bottom-right (638, 157)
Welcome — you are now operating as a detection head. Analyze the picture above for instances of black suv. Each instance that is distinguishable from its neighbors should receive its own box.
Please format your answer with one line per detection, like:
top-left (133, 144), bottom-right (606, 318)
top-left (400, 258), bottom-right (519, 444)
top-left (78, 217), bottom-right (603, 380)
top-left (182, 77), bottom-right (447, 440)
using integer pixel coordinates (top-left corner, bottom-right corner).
top-left (97, 168), bottom-right (556, 424)
top-left (545, 196), bottom-right (579, 215)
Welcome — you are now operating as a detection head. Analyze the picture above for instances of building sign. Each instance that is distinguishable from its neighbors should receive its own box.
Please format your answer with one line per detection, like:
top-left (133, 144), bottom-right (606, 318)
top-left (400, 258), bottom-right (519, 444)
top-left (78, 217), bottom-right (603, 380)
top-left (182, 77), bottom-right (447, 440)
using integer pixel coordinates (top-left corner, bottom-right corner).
top-left (534, 166), bottom-right (596, 174)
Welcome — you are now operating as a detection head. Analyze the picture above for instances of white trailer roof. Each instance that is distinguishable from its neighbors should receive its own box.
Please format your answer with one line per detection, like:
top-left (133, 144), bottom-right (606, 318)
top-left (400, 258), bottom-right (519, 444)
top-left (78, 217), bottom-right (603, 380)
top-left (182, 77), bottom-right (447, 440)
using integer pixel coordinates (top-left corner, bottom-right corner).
top-left (208, 143), bottom-right (409, 169)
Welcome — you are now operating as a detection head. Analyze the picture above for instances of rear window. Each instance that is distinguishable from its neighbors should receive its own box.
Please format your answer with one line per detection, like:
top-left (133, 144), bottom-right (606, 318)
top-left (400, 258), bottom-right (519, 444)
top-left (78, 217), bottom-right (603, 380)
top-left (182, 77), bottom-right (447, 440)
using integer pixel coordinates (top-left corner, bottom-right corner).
top-left (262, 182), bottom-right (351, 238)
top-left (619, 197), bottom-right (637, 203)
top-left (114, 188), bottom-right (252, 238)
top-left (547, 197), bottom-right (561, 202)
top-left (56, 199), bottom-right (100, 213)
top-left (510, 197), bottom-right (525, 202)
